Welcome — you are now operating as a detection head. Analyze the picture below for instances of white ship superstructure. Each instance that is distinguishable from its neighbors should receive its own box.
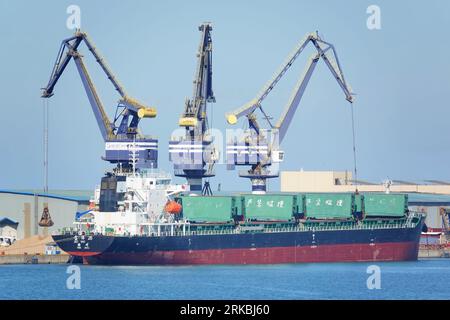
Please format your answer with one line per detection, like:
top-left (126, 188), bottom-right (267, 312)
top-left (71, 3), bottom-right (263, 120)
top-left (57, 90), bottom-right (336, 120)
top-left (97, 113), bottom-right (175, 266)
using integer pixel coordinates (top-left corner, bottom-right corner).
top-left (76, 170), bottom-right (187, 237)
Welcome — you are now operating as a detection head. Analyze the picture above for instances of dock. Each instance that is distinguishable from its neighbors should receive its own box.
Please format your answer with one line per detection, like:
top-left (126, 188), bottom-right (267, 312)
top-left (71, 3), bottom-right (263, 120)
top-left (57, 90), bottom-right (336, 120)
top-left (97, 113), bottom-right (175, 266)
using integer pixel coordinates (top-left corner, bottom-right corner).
top-left (419, 245), bottom-right (450, 258)
top-left (0, 254), bottom-right (69, 265)
top-left (0, 234), bottom-right (69, 264)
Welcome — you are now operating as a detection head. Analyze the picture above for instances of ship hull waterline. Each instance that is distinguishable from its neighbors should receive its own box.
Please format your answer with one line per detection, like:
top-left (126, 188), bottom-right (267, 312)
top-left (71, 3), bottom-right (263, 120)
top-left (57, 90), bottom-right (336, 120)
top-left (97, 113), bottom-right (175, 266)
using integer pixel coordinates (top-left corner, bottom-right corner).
top-left (53, 222), bottom-right (423, 265)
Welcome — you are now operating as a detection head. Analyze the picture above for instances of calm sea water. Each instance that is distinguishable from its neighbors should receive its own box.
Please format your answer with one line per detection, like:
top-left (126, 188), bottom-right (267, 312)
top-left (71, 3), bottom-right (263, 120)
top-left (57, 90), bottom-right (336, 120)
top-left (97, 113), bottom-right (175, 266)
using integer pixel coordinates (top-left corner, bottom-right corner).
top-left (1, 259), bottom-right (449, 300)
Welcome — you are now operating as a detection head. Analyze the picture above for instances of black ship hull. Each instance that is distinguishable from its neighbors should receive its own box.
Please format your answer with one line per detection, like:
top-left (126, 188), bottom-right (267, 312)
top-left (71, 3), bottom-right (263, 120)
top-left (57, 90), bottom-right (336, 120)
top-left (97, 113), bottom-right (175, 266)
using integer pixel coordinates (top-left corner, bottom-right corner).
top-left (53, 218), bottom-right (424, 265)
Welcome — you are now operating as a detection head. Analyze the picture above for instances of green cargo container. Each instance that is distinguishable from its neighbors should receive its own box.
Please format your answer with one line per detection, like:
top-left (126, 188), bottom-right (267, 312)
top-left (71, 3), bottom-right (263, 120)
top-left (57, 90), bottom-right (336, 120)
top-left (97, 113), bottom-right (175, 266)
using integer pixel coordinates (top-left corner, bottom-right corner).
top-left (241, 194), bottom-right (296, 221)
top-left (305, 193), bottom-right (354, 219)
top-left (363, 194), bottom-right (407, 217)
top-left (180, 196), bottom-right (236, 222)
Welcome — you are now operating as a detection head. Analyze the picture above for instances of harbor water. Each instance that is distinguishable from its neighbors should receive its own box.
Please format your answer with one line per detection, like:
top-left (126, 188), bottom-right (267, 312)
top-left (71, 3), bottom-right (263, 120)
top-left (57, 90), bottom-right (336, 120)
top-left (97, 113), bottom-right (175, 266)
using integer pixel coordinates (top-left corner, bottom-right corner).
top-left (1, 259), bottom-right (449, 300)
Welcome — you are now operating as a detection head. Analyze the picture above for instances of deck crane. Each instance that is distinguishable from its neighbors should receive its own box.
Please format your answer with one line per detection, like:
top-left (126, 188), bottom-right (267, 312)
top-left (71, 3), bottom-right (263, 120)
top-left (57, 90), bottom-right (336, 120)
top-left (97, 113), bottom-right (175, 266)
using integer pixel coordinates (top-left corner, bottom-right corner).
top-left (169, 23), bottom-right (216, 194)
top-left (42, 30), bottom-right (158, 171)
top-left (225, 32), bottom-right (354, 193)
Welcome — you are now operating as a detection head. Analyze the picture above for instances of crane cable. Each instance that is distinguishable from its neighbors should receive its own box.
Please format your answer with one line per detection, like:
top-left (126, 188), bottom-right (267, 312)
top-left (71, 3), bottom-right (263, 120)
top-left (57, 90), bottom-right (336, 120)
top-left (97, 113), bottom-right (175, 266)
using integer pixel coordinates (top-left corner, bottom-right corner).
top-left (350, 100), bottom-right (358, 193)
top-left (42, 98), bottom-right (49, 193)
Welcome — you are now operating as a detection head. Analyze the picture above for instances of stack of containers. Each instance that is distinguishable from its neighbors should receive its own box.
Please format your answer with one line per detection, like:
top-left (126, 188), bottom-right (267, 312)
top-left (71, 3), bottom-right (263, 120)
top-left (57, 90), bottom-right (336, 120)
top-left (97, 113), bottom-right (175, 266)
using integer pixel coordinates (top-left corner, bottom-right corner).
top-left (177, 193), bottom-right (408, 223)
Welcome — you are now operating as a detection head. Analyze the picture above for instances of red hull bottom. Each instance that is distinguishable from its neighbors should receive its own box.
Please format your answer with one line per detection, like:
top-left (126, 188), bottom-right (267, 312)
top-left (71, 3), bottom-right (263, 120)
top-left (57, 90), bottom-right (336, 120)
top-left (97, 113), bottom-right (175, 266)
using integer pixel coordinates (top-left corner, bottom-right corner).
top-left (80, 241), bottom-right (420, 265)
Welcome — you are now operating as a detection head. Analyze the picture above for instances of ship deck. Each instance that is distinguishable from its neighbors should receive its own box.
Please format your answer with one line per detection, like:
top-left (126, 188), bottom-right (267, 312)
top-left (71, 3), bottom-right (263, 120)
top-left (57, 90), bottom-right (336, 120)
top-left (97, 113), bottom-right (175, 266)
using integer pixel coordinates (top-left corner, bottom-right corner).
top-left (59, 212), bottom-right (423, 238)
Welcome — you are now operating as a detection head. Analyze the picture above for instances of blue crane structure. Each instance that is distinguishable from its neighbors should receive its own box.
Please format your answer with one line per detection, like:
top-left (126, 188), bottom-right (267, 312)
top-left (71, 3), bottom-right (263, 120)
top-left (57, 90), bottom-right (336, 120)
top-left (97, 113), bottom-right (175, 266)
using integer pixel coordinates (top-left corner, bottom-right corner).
top-left (169, 23), bottom-right (217, 194)
top-left (225, 32), bottom-right (354, 192)
top-left (42, 30), bottom-right (158, 171)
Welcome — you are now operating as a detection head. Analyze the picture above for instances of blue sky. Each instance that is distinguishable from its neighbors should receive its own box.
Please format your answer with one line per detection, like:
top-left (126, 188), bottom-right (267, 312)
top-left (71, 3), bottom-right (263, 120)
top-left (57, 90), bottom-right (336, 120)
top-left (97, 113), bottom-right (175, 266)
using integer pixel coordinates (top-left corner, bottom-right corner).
top-left (0, 0), bottom-right (449, 191)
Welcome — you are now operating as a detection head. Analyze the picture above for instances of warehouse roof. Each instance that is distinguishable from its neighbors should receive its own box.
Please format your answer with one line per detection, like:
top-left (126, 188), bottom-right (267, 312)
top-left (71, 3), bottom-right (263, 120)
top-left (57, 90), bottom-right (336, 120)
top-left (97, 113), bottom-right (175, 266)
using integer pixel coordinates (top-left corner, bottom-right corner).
top-left (0, 216), bottom-right (19, 226)
top-left (406, 193), bottom-right (450, 206)
top-left (212, 191), bottom-right (450, 206)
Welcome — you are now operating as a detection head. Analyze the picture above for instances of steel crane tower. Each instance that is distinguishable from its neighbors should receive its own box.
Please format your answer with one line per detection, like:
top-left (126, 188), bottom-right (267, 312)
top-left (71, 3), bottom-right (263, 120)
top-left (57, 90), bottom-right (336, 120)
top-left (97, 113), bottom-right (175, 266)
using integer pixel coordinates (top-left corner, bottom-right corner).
top-left (225, 32), bottom-right (354, 193)
top-left (169, 23), bottom-right (217, 194)
top-left (42, 30), bottom-right (158, 171)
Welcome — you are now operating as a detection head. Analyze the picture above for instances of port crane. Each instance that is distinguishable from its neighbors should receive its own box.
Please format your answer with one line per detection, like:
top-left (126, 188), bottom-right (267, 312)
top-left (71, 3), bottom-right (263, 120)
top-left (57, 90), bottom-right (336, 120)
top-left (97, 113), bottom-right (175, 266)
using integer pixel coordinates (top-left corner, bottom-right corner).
top-left (42, 30), bottom-right (158, 170)
top-left (225, 32), bottom-right (354, 192)
top-left (169, 23), bottom-right (217, 194)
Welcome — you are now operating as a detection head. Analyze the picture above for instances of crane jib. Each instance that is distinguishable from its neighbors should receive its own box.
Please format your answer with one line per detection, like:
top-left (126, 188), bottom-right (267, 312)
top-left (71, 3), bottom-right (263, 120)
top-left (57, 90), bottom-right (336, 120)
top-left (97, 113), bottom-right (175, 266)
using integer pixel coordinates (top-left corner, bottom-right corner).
top-left (226, 33), bottom-right (354, 126)
top-left (41, 30), bottom-right (158, 170)
top-left (224, 31), bottom-right (355, 192)
top-left (170, 23), bottom-right (216, 195)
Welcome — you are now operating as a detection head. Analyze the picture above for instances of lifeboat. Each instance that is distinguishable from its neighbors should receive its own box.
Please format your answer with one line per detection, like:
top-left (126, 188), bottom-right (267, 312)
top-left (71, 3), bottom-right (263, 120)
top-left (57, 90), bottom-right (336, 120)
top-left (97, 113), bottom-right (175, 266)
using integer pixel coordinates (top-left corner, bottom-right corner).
top-left (164, 200), bottom-right (182, 214)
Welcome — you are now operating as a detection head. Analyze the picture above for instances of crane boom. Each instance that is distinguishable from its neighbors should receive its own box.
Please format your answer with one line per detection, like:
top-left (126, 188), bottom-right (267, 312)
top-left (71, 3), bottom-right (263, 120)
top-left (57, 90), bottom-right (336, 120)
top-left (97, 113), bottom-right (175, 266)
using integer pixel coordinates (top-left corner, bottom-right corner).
top-left (225, 32), bottom-right (354, 192)
top-left (43, 31), bottom-right (126, 97)
top-left (169, 23), bottom-right (216, 194)
top-left (72, 52), bottom-right (114, 139)
top-left (42, 35), bottom-right (83, 98)
top-left (42, 30), bottom-right (158, 170)
top-left (274, 40), bottom-right (353, 142)
top-left (79, 32), bottom-right (126, 97)
top-left (226, 32), bottom-right (353, 125)
top-left (274, 53), bottom-right (320, 143)
top-left (311, 39), bottom-right (353, 102)
top-left (192, 23), bottom-right (215, 106)
top-left (179, 23), bottom-right (215, 129)
top-left (225, 33), bottom-right (315, 124)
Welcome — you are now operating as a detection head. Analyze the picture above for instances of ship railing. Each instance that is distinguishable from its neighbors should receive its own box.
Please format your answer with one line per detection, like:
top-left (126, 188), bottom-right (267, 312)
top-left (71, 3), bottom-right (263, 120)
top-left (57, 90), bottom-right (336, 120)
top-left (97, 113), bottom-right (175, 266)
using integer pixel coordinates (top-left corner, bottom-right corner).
top-left (299, 222), bottom-right (411, 233)
top-left (405, 211), bottom-right (423, 228)
top-left (138, 218), bottom-right (417, 237)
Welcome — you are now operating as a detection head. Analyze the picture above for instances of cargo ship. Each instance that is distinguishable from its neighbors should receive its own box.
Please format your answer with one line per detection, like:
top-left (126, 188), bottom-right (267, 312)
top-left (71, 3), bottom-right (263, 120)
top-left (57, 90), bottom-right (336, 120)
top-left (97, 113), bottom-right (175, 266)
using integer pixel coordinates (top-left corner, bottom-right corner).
top-left (49, 27), bottom-right (424, 265)
top-left (52, 169), bottom-right (425, 265)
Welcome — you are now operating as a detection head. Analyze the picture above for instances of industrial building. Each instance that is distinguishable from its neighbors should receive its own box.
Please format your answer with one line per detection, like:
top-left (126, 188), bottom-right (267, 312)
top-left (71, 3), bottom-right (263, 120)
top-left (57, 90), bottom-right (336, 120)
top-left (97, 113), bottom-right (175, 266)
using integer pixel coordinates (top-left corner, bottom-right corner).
top-left (0, 216), bottom-right (19, 244)
top-left (408, 194), bottom-right (450, 233)
top-left (281, 170), bottom-right (450, 194)
top-left (0, 190), bottom-right (90, 240)
top-left (281, 170), bottom-right (450, 232)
